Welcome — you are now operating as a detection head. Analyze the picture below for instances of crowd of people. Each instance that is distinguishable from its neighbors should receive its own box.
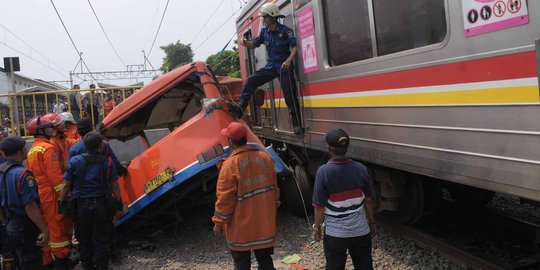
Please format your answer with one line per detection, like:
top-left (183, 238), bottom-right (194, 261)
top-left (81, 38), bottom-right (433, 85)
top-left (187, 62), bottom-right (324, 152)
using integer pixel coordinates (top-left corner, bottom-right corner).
top-left (0, 112), bottom-right (125, 270)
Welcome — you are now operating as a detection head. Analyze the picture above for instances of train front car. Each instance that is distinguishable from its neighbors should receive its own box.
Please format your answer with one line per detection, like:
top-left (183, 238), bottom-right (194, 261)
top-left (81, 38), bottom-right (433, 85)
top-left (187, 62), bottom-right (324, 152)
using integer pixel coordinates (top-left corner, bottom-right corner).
top-left (236, 0), bottom-right (540, 223)
top-left (100, 62), bottom-right (289, 230)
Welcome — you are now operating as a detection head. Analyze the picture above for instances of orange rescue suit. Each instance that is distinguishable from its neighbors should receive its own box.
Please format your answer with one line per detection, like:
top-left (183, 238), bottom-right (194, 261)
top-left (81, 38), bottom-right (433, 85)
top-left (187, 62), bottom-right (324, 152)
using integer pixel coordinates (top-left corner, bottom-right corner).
top-left (50, 135), bottom-right (77, 172)
top-left (65, 124), bottom-right (81, 141)
top-left (212, 146), bottom-right (280, 251)
top-left (27, 137), bottom-right (72, 264)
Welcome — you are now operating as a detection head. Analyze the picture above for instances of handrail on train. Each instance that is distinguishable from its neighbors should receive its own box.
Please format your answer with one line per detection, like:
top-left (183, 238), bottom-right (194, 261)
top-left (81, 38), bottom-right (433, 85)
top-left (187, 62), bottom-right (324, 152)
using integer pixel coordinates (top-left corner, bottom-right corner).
top-left (0, 86), bottom-right (143, 138)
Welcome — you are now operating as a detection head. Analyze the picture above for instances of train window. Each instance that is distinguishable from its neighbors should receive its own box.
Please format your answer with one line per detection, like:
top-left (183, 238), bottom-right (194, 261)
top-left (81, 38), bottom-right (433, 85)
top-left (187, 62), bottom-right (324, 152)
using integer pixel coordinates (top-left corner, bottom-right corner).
top-left (373, 0), bottom-right (446, 56)
top-left (323, 0), bottom-right (373, 66)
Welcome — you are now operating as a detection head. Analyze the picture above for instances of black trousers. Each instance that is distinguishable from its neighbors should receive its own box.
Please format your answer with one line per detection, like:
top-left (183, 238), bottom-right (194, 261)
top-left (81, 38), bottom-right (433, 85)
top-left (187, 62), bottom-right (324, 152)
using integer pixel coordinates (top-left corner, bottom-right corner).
top-left (323, 234), bottom-right (373, 270)
top-left (230, 247), bottom-right (275, 270)
top-left (75, 200), bottom-right (112, 270)
top-left (240, 67), bottom-right (302, 127)
top-left (4, 215), bottom-right (42, 270)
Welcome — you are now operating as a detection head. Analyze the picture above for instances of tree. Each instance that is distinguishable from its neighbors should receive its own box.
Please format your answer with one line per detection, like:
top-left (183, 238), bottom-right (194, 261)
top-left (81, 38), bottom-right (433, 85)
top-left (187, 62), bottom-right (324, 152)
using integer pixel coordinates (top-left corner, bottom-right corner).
top-left (160, 41), bottom-right (194, 73)
top-left (206, 49), bottom-right (240, 78)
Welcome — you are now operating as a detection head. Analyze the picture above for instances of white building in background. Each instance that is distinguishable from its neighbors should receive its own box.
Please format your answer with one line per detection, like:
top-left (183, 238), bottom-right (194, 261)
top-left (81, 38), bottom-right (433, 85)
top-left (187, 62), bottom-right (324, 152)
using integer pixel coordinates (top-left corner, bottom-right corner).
top-left (0, 66), bottom-right (65, 94)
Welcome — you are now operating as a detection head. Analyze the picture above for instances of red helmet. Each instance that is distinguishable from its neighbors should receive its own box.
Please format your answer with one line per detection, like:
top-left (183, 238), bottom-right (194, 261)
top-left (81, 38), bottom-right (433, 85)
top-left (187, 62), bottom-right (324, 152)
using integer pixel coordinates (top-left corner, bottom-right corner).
top-left (26, 117), bottom-right (53, 136)
top-left (42, 113), bottom-right (64, 127)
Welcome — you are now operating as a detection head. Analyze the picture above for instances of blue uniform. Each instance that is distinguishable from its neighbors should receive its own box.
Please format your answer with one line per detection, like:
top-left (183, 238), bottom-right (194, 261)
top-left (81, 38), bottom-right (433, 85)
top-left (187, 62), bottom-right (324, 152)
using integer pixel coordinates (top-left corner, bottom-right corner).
top-left (64, 151), bottom-right (118, 269)
top-left (64, 152), bottom-right (118, 199)
top-left (240, 22), bottom-right (302, 129)
top-left (69, 140), bottom-right (123, 176)
top-left (0, 160), bottom-right (42, 269)
top-left (252, 23), bottom-right (297, 71)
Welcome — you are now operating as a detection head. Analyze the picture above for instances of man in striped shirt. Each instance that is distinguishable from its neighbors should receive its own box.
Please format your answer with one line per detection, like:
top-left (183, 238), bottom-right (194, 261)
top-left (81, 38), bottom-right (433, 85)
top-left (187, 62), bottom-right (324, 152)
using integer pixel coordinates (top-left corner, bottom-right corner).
top-left (312, 128), bottom-right (376, 270)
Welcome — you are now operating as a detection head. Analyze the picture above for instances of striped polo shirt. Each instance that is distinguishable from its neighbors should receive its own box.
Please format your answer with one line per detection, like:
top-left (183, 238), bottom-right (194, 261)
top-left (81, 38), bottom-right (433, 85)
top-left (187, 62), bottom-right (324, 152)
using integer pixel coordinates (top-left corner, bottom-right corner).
top-left (312, 157), bottom-right (373, 238)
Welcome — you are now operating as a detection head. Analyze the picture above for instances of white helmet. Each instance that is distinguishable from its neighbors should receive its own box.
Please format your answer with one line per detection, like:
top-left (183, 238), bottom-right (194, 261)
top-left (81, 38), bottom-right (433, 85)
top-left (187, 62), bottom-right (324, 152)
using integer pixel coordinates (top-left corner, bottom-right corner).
top-left (259, 3), bottom-right (283, 18)
top-left (59, 112), bottom-right (75, 123)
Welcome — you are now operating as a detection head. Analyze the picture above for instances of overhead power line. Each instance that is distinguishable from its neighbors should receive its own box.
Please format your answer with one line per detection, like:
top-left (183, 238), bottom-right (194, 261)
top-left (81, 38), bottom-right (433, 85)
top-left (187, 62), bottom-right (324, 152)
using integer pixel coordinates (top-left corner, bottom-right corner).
top-left (0, 23), bottom-right (70, 74)
top-left (190, 0), bottom-right (226, 45)
top-left (49, 0), bottom-right (82, 56)
top-left (49, 0), bottom-right (97, 82)
top-left (194, 3), bottom-right (244, 52)
top-left (87, 0), bottom-right (126, 66)
top-left (147, 0), bottom-right (171, 59)
top-left (0, 39), bottom-right (67, 79)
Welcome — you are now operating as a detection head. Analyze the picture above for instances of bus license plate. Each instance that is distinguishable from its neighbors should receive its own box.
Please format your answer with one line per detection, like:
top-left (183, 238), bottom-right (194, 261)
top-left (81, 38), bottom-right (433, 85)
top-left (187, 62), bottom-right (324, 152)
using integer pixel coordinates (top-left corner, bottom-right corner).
top-left (144, 168), bottom-right (175, 194)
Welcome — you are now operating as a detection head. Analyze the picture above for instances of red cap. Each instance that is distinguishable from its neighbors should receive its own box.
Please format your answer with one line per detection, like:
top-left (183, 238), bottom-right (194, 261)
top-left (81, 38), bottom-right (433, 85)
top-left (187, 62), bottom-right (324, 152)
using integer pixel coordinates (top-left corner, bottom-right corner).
top-left (221, 122), bottom-right (247, 141)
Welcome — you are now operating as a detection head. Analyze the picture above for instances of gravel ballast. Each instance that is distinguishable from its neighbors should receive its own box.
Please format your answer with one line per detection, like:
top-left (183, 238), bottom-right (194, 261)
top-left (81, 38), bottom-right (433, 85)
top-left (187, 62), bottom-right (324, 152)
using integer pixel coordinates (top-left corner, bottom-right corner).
top-left (108, 208), bottom-right (463, 270)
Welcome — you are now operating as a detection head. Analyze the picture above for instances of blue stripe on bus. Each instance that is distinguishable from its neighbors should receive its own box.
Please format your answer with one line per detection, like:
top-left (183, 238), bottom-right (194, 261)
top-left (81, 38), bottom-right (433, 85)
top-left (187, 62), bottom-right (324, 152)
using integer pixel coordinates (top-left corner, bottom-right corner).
top-left (115, 146), bottom-right (287, 227)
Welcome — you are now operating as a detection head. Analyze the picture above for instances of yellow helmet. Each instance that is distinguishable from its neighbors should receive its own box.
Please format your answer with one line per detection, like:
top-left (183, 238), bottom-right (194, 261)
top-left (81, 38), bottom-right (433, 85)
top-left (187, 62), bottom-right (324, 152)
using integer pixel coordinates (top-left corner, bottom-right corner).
top-left (259, 3), bottom-right (283, 18)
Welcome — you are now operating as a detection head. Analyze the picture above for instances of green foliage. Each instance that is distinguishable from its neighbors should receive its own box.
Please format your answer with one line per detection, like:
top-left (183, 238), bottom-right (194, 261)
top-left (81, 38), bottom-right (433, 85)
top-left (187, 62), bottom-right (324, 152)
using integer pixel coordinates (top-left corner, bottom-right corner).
top-left (206, 49), bottom-right (240, 77)
top-left (160, 41), bottom-right (194, 73)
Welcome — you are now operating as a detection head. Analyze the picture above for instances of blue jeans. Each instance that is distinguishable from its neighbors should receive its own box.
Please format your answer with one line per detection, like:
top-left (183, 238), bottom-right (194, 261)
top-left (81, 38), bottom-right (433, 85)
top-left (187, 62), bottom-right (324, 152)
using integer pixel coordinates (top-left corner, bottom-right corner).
top-left (240, 66), bottom-right (302, 127)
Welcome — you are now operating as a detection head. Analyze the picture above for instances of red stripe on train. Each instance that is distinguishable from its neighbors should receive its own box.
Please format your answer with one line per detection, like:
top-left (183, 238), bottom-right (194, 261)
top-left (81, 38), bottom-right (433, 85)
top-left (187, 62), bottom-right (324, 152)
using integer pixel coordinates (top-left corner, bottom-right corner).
top-left (302, 51), bottom-right (537, 96)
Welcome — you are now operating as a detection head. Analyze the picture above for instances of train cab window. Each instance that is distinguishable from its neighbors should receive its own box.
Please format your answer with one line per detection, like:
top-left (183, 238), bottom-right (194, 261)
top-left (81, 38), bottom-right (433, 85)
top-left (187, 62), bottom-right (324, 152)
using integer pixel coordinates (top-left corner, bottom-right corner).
top-left (373, 0), bottom-right (446, 56)
top-left (323, 0), bottom-right (373, 66)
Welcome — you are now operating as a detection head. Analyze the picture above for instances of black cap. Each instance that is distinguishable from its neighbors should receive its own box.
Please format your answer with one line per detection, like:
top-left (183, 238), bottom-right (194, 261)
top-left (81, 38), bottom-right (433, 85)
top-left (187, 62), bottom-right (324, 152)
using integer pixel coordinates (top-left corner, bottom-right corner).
top-left (325, 128), bottom-right (350, 148)
top-left (1, 136), bottom-right (26, 156)
top-left (76, 117), bottom-right (93, 136)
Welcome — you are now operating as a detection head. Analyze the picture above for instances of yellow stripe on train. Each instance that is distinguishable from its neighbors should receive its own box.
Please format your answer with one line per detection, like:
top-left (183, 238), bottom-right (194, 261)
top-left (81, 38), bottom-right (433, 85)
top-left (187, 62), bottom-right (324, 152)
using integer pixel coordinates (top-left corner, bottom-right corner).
top-left (263, 86), bottom-right (539, 108)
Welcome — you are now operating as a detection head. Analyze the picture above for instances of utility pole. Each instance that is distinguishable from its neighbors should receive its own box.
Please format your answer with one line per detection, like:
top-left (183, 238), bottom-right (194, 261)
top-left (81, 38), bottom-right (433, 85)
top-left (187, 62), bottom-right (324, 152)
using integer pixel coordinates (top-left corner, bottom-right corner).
top-left (3, 57), bottom-right (21, 135)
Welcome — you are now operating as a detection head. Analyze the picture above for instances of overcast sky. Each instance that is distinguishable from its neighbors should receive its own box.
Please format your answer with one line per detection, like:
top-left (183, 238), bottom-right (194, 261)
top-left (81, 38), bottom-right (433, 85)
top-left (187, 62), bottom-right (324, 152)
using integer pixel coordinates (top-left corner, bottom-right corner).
top-left (0, 0), bottom-right (246, 87)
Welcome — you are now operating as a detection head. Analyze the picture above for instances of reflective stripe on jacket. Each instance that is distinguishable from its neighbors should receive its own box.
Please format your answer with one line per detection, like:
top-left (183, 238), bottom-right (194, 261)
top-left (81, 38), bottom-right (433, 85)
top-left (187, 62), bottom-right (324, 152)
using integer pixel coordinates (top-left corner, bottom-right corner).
top-left (27, 138), bottom-right (65, 203)
top-left (212, 146), bottom-right (280, 251)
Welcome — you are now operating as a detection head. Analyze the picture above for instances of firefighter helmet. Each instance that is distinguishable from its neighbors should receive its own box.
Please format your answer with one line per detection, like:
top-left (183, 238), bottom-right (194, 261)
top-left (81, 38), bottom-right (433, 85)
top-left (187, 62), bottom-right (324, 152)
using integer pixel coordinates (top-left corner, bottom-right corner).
top-left (42, 113), bottom-right (64, 127)
top-left (259, 3), bottom-right (283, 18)
top-left (26, 117), bottom-right (53, 136)
top-left (59, 112), bottom-right (75, 123)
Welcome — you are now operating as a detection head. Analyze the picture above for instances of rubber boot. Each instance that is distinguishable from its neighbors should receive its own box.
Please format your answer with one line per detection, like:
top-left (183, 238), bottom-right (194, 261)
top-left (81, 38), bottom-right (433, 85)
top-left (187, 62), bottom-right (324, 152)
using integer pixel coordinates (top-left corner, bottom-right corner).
top-left (238, 98), bottom-right (249, 112)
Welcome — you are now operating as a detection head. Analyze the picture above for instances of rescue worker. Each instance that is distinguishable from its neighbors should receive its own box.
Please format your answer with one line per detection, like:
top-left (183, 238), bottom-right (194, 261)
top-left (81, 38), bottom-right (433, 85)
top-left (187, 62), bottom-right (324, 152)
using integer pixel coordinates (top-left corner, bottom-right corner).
top-left (102, 95), bottom-right (114, 118)
top-left (311, 129), bottom-right (376, 270)
top-left (69, 118), bottom-right (124, 176)
top-left (44, 113), bottom-right (77, 172)
top-left (60, 112), bottom-right (81, 141)
top-left (59, 131), bottom-right (122, 270)
top-left (0, 136), bottom-right (49, 269)
top-left (26, 117), bottom-right (73, 269)
top-left (212, 122), bottom-right (280, 270)
top-left (238, 2), bottom-right (303, 135)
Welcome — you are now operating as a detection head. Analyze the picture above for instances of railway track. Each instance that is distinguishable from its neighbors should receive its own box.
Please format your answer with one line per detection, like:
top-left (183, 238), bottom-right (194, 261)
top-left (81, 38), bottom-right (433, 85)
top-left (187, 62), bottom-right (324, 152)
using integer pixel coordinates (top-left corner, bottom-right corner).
top-left (378, 205), bottom-right (540, 270)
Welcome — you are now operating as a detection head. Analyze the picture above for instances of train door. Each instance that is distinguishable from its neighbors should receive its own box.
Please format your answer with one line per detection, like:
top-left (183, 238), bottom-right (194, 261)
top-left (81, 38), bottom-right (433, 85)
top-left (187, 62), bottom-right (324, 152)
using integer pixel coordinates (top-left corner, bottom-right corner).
top-left (241, 21), bottom-right (275, 130)
top-left (267, 1), bottom-right (302, 134)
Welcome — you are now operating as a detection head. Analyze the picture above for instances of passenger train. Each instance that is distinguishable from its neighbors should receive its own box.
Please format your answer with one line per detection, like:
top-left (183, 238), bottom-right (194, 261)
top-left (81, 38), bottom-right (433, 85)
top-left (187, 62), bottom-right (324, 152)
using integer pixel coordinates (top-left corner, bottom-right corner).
top-left (236, 0), bottom-right (540, 222)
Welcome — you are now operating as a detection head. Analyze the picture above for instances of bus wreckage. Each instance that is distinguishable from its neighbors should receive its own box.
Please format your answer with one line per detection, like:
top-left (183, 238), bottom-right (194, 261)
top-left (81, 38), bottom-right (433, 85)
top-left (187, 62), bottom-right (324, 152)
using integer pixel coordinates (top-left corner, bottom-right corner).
top-left (99, 61), bottom-right (295, 231)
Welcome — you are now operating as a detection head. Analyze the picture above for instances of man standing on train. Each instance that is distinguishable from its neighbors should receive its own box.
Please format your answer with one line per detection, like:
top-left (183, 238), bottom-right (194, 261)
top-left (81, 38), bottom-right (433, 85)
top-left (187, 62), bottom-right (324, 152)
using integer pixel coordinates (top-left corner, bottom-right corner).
top-left (238, 2), bottom-right (303, 135)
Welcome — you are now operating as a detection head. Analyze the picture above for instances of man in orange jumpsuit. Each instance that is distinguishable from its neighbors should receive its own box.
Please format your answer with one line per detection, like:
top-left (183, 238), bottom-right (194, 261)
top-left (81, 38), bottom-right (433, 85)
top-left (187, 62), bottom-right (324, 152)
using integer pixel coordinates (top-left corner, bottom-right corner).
top-left (44, 113), bottom-right (77, 172)
top-left (26, 117), bottom-right (72, 269)
top-left (212, 122), bottom-right (280, 270)
top-left (59, 112), bottom-right (80, 141)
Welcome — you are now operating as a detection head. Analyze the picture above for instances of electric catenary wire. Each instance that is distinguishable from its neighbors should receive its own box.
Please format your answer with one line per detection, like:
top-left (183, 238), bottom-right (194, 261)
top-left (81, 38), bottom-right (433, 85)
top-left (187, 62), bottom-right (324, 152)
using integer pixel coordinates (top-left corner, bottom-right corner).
top-left (49, 0), bottom-right (97, 82)
top-left (87, 0), bottom-right (126, 66)
top-left (0, 23), bottom-right (70, 75)
top-left (146, 0), bottom-right (171, 59)
top-left (193, 3), bottom-right (244, 52)
top-left (0, 39), bottom-right (67, 79)
top-left (189, 0), bottom-right (226, 45)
